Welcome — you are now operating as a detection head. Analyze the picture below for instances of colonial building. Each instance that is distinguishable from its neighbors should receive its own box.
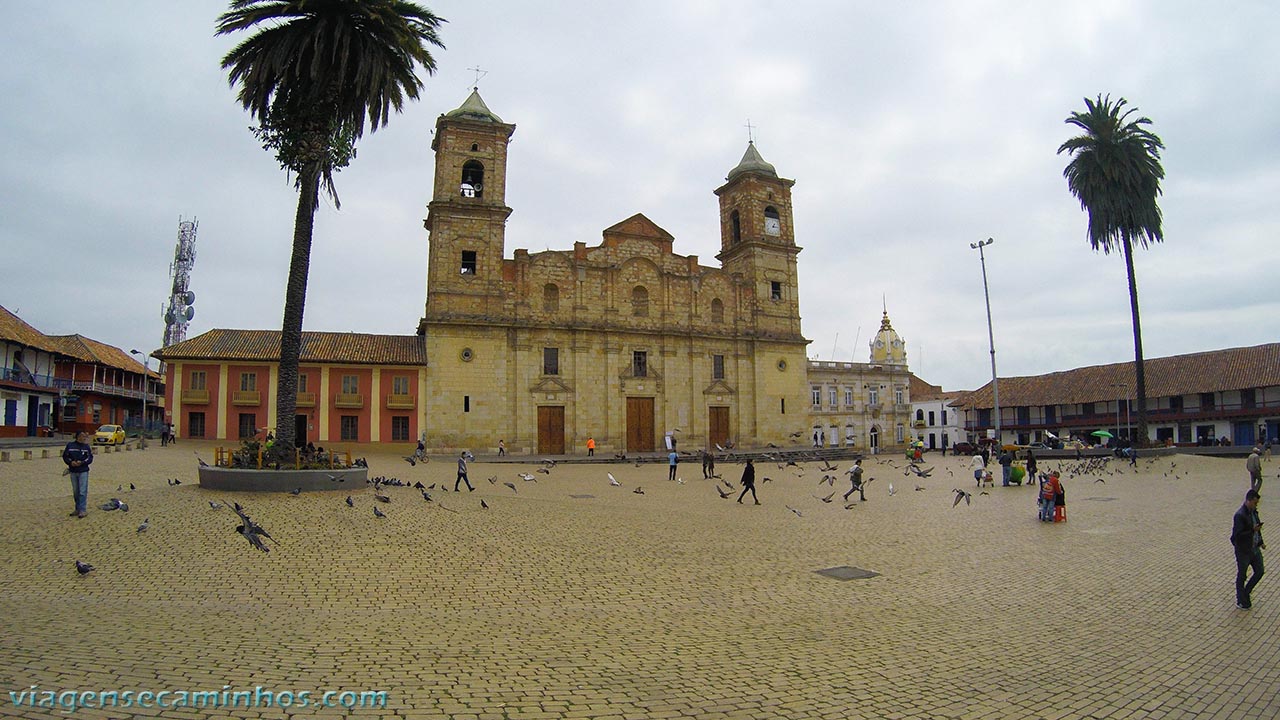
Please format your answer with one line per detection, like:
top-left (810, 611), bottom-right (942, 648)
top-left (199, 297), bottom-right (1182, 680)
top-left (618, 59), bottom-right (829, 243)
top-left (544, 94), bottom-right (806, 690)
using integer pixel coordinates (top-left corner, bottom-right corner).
top-left (156, 90), bottom-right (911, 455)
top-left (951, 343), bottom-right (1280, 448)
top-left (0, 305), bottom-right (161, 437)
top-left (805, 312), bottom-right (912, 454)
top-left (908, 374), bottom-right (968, 453)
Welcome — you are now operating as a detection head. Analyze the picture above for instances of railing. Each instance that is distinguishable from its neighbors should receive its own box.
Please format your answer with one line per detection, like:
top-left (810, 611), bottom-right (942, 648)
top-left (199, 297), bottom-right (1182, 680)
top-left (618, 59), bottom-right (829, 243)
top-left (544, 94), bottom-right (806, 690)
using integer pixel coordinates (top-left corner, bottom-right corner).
top-left (231, 390), bottom-right (261, 406)
top-left (964, 398), bottom-right (1280, 432)
top-left (1, 367), bottom-right (73, 390)
top-left (71, 381), bottom-right (158, 402)
top-left (334, 393), bottom-right (364, 408)
top-left (386, 394), bottom-right (415, 409)
top-left (181, 389), bottom-right (210, 404)
top-left (296, 392), bottom-right (316, 408)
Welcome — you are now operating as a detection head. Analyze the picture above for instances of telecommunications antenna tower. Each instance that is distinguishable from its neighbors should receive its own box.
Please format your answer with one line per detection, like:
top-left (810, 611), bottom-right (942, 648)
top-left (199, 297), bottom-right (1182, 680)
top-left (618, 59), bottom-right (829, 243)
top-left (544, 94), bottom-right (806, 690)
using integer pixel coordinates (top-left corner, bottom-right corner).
top-left (162, 217), bottom-right (199, 348)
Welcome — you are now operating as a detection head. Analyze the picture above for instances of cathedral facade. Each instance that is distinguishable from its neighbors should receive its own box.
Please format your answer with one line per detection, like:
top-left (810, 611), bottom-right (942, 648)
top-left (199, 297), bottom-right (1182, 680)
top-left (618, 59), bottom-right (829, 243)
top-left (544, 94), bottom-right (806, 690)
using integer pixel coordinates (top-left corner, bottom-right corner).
top-left (156, 91), bottom-right (910, 455)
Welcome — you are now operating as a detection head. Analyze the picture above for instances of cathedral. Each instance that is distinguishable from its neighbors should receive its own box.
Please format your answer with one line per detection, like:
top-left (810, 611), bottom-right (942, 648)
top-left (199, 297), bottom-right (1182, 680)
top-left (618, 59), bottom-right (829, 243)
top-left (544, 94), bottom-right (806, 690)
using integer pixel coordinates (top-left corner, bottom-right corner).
top-left (156, 90), bottom-right (911, 454)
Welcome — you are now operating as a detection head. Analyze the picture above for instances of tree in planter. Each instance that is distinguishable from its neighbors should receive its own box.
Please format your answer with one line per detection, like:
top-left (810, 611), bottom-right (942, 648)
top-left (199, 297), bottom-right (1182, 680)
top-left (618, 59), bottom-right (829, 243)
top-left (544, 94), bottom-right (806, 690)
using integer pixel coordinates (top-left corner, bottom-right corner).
top-left (217, 0), bottom-right (445, 461)
top-left (1058, 94), bottom-right (1165, 447)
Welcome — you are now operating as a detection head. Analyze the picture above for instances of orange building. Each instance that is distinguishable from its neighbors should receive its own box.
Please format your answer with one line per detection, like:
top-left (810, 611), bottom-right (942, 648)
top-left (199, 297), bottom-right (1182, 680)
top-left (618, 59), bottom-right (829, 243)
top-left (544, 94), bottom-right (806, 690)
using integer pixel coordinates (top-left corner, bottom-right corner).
top-left (154, 330), bottom-right (426, 446)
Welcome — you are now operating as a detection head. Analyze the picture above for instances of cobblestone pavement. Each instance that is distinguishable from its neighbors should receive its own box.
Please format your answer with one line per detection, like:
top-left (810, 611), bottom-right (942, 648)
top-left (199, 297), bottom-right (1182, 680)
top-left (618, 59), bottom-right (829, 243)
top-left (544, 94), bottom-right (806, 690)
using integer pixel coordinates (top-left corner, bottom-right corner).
top-left (1, 444), bottom-right (1276, 719)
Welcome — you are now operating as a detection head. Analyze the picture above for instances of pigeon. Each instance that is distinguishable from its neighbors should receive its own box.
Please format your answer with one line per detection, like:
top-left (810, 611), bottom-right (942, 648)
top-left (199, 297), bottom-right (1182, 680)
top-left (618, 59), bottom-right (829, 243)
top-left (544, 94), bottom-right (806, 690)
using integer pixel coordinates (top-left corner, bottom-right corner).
top-left (136, 518), bottom-right (150, 533)
top-left (540, 458), bottom-right (558, 468)
top-left (790, 431), bottom-right (804, 438)
top-left (888, 483), bottom-right (896, 496)
top-left (844, 502), bottom-right (858, 510)
top-left (762, 477), bottom-right (774, 483)
top-left (99, 498), bottom-right (123, 512)
top-left (75, 560), bottom-right (95, 575)
top-left (519, 472), bottom-right (537, 482)
top-left (952, 488), bottom-right (972, 508)
top-left (236, 524), bottom-right (271, 552)
top-left (608, 473), bottom-right (621, 487)
top-left (193, 452), bottom-right (208, 467)
top-left (413, 481), bottom-right (425, 490)
top-left (716, 485), bottom-right (732, 499)
top-left (487, 476), bottom-right (498, 485)
top-left (481, 499), bottom-right (489, 509)
top-left (374, 492), bottom-right (391, 503)
top-left (820, 491), bottom-right (836, 503)
top-left (785, 505), bottom-right (803, 517)
top-left (231, 502), bottom-right (274, 543)
top-left (633, 487), bottom-right (645, 495)
top-left (345, 495), bottom-right (355, 508)
top-left (129, 483), bottom-right (136, 491)
top-left (536, 467), bottom-right (551, 474)
top-left (117, 485), bottom-right (123, 492)
top-left (1095, 478), bottom-right (1106, 484)
top-left (403, 456), bottom-right (417, 466)
top-left (676, 478), bottom-right (685, 484)
top-left (420, 490), bottom-right (433, 502)
top-left (915, 485), bottom-right (926, 492)
top-left (504, 482), bottom-right (518, 493)
top-left (373, 506), bottom-right (387, 519)
top-left (289, 487), bottom-right (302, 496)
top-left (209, 501), bottom-right (223, 510)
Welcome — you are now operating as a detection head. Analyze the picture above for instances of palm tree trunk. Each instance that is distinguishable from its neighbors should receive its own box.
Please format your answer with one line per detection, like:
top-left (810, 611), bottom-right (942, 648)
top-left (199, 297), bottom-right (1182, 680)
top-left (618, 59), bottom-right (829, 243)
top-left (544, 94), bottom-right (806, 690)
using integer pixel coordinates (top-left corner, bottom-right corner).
top-left (1123, 237), bottom-right (1148, 447)
top-left (273, 165), bottom-right (321, 463)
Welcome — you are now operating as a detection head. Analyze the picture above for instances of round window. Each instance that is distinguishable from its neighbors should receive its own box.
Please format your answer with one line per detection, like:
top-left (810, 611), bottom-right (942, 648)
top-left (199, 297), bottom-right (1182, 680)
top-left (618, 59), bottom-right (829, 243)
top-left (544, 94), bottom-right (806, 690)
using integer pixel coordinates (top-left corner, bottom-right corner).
top-left (776, 359), bottom-right (787, 371)
top-left (460, 348), bottom-right (474, 362)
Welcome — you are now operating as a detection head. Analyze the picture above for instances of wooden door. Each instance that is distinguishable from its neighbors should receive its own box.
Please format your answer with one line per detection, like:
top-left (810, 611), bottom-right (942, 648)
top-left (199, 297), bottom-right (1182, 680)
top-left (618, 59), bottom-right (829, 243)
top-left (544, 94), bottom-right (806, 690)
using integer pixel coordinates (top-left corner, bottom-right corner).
top-left (708, 406), bottom-right (730, 449)
top-left (626, 397), bottom-right (655, 452)
top-left (538, 406), bottom-right (565, 455)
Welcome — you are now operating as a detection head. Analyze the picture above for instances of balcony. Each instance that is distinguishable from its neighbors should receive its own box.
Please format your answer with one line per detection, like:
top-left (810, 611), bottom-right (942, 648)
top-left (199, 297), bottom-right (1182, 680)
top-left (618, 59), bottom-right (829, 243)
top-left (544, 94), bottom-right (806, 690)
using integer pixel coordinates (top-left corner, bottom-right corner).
top-left (71, 380), bottom-right (151, 401)
top-left (1, 367), bottom-right (72, 391)
top-left (181, 389), bottom-right (210, 404)
top-left (334, 393), bottom-right (364, 409)
top-left (296, 392), bottom-right (316, 408)
top-left (232, 390), bottom-right (261, 406)
top-left (386, 393), bottom-right (416, 409)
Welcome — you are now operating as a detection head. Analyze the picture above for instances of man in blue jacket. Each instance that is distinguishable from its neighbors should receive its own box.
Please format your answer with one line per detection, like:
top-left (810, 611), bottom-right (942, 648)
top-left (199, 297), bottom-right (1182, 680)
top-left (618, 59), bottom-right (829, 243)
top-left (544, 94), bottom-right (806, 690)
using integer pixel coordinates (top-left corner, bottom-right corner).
top-left (1232, 489), bottom-right (1265, 609)
top-left (62, 431), bottom-right (93, 518)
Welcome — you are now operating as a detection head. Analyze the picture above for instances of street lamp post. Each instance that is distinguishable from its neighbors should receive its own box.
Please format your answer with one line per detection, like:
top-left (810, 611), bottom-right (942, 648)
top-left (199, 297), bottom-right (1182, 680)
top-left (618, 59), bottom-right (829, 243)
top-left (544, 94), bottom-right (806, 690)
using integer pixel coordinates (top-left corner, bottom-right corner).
top-left (130, 350), bottom-right (148, 436)
top-left (970, 238), bottom-right (1000, 446)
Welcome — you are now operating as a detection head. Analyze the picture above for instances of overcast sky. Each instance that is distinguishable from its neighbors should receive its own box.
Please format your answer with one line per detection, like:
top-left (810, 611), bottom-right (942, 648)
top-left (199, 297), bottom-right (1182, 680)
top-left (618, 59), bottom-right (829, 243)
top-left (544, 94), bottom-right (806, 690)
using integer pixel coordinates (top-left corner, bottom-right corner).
top-left (3, 1), bottom-right (1276, 391)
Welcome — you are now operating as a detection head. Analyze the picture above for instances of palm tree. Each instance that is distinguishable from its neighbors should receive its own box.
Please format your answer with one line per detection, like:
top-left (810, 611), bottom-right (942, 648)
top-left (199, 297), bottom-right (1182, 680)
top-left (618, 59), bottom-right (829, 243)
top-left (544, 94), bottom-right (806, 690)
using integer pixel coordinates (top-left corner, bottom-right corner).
top-left (217, 0), bottom-right (444, 460)
top-left (1058, 94), bottom-right (1165, 447)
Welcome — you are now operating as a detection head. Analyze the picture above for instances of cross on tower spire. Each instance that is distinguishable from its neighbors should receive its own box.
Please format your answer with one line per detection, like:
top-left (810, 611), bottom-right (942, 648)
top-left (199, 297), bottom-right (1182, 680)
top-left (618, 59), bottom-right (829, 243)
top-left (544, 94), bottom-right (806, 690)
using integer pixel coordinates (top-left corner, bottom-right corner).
top-left (744, 118), bottom-right (756, 143)
top-left (466, 65), bottom-right (488, 89)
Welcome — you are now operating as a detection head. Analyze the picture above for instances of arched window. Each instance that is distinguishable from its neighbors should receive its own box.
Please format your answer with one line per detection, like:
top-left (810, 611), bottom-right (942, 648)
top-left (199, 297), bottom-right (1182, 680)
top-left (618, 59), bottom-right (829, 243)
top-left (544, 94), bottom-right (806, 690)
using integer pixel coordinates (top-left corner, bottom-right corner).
top-left (916, 409), bottom-right (925, 421)
top-left (631, 286), bottom-right (649, 317)
top-left (730, 210), bottom-right (741, 245)
top-left (710, 298), bottom-right (724, 324)
top-left (543, 284), bottom-right (559, 313)
top-left (461, 160), bottom-right (484, 197)
top-left (764, 206), bottom-right (780, 236)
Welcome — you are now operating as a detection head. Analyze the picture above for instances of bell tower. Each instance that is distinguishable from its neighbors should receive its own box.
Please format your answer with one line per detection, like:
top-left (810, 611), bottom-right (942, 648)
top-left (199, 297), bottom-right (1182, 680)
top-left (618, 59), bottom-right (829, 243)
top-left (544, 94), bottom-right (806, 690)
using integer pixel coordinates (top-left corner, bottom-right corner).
top-left (420, 89), bottom-right (516, 327)
top-left (714, 141), bottom-right (803, 340)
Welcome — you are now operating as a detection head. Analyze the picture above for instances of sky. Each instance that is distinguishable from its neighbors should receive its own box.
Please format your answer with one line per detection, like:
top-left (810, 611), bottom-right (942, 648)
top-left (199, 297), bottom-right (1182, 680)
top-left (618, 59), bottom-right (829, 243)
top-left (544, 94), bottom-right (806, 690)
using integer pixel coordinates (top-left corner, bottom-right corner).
top-left (2, 1), bottom-right (1277, 392)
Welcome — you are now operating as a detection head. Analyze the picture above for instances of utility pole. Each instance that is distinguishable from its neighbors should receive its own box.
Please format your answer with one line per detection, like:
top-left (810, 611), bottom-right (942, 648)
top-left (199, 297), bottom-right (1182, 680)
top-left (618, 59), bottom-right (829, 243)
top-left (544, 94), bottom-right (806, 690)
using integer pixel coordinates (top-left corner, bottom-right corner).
top-left (970, 238), bottom-right (999, 446)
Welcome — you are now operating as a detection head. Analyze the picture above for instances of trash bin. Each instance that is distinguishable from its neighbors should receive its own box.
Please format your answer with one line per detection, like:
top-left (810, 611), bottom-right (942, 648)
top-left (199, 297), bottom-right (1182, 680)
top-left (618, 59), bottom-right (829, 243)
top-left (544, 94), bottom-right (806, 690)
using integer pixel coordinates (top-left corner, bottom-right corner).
top-left (1011, 465), bottom-right (1026, 485)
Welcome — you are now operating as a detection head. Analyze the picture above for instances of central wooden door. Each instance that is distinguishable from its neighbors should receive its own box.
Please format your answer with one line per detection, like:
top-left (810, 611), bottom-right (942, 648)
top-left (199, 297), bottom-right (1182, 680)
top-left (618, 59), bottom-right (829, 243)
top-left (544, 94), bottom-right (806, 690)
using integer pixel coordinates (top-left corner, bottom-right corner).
top-left (626, 397), bottom-right (655, 452)
top-left (708, 406), bottom-right (730, 449)
top-left (537, 406), bottom-right (565, 455)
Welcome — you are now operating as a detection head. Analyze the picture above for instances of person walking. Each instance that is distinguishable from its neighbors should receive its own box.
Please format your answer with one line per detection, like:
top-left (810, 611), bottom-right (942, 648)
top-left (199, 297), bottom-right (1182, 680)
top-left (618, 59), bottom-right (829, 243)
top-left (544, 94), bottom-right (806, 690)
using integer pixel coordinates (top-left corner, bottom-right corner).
top-left (497, 439), bottom-right (506, 457)
top-left (702, 450), bottom-right (715, 479)
top-left (1026, 449), bottom-right (1038, 483)
top-left (971, 452), bottom-right (986, 486)
top-left (455, 452), bottom-right (474, 492)
top-left (843, 458), bottom-right (865, 502)
top-left (62, 431), bottom-right (93, 518)
top-left (1247, 447), bottom-right (1263, 490)
top-left (668, 448), bottom-right (678, 482)
top-left (1232, 489), bottom-right (1265, 609)
top-left (737, 459), bottom-right (760, 504)
top-left (586, 436), bottom-right (595, 457)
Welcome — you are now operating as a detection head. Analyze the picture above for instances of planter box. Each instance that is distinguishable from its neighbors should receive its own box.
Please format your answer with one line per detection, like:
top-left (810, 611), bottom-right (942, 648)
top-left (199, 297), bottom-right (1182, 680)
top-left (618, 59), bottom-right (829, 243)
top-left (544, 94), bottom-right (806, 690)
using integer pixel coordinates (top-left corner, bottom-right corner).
top-left (198, 466), bottom-right (368, 492)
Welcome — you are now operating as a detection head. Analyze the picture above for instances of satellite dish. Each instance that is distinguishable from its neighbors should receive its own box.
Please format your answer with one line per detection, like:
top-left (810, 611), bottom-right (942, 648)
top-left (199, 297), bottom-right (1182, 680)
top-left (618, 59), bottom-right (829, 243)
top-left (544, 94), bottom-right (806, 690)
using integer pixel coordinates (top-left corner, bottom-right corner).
top-left (165, 311), bottom-right (176, 324)
top-left (183, 306), bottom-right (195, 321)
top-left (183, 290), bottom-right (196, 304)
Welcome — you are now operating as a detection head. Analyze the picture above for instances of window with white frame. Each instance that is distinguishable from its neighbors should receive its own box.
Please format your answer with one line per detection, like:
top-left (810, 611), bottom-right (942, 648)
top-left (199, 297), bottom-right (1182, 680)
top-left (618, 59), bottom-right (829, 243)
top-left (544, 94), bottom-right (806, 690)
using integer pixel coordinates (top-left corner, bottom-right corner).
top-left (812, 387), bottom-right (821, 406)
top-left (844, 388), bottom-right (853, 407)
top-left (828, 388), bottom-right (838, 407)
top-left (895, 424), bottom-right (905, 442)
top-left (895, 388), bottom-right (904, 405)
top-left (868, 387), bottom-right (879, 405)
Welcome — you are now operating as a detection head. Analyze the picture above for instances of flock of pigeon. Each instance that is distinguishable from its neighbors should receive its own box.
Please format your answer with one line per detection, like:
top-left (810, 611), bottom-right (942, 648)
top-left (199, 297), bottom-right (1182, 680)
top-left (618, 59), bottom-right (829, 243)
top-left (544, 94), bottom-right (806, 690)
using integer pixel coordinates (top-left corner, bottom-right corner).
top-left (70, 446), bottom-right (1193, 575)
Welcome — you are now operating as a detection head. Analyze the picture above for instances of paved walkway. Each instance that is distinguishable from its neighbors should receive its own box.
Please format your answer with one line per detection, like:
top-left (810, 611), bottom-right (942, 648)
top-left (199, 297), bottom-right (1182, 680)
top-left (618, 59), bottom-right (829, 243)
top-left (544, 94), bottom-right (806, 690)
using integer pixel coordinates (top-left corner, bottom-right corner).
top-left (0, 444), bottom-right (1276, 719)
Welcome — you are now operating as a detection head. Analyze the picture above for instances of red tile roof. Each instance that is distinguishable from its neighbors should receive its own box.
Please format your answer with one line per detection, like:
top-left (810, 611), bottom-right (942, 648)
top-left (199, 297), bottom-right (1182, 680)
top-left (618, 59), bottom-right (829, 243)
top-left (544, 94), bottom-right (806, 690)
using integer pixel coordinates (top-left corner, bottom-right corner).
top-left (0, 305), bottom-right (63, 353)
top-left (154, 329), bottom-right (428, 366)
top-left (952, 343), bottom-right (1280, 409)
top-left (46, 335), bottom-right (150, 375)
